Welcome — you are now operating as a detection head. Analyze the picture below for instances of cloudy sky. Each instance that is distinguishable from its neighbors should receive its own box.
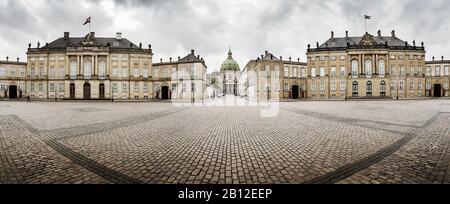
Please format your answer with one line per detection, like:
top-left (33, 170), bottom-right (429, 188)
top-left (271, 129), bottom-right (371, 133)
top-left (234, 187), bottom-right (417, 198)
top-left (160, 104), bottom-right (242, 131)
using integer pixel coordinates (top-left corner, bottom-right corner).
top-left (1, 0), bottom-right (449, 72)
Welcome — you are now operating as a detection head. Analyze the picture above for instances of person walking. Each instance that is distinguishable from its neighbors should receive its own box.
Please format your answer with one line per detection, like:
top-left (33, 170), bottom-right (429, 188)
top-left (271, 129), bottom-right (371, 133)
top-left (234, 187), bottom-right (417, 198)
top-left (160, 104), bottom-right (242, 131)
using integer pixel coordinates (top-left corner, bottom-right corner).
top-left (26, 95), bottom-right (31, 103)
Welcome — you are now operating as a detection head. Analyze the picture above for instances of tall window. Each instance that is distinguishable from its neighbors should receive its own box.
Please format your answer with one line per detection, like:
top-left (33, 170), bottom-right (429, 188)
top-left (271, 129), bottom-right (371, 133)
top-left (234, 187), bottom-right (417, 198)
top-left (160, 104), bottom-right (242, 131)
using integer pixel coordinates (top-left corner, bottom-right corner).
top-left (399, 81), bottom-right (404, 90)
top-left (340, 81), bottom-right (346, 91)
top-left (340, 66), bottom-right (346, 76)
top-left (410, 81), bottom-right (414, 90)
top-left (112, 83), bottom-right (118, 93)
top-left (365, 60), bottom-right (372, 76)
top-left (301, 68), bottom-right (306, 78)
top-left (274, 66), bottom-right (280, 77)
top-left (366, 81), bottom-right (372, 95)
top-left (70, 61), bottom-right (77, 79)
top-left (426, 66), bottom-right (432, 76)
top-left (143, 69), bottom-right (149, 78)
top-left (293, 67), bottom-right (298, 78)
top-left (418, 81), bottom-right (423, 90)
top-left (399, 66), bottom-right (404, 76)
top-left (426, 81), bottom-right (431, 90)
top-left (50, 83), bottom-right (55, 92)
top-left (84, 60), bottom-right (92, 79)
top-left (311, 68), bottom-right (316, 77)
top-left (380, 81), bottom-right (386, 95)
top-left (409, 66), bottom-right (415, 75)
top-left (320, 81), bottom-right (325, 91)
top-left (351, 60), bottom-right (358, 76)
top-left (331, 82), bottom-right (336, 91)
top-left (311, 82), bottom-right (316, 91)
top-left (284, 82), bottom-right (289, 91)
top-left (134, 83), bottom-right (139, 93)
top-left (445, 66), bottom-right (449, 76)
top-left (379, 60), bottom-right (385, 76)
top-left (435, 66), bottom-right (441, 77)
top-left (122, 83), bottom-right (128, 92)
top-left (122, 67), bottom-right (128, 77)
top-left (352, 81), bottom-right (358, 96)
top-left (99, 61), bottom-right (106, 78)
top-left (144, 83), bottom-right (149, 92)
top-left (284, 66), bottom-right (289, 77)
top-left (59, 66), bottom-right (65, 78)
top-left (133, 68), bottom-right (139, 77)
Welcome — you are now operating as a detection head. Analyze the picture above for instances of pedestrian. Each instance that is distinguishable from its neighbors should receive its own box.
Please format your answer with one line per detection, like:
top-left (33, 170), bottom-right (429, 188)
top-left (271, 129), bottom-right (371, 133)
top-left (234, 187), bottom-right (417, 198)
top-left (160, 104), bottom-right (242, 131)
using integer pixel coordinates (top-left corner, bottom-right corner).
top-left (26, 95), bottom-right (31, 103)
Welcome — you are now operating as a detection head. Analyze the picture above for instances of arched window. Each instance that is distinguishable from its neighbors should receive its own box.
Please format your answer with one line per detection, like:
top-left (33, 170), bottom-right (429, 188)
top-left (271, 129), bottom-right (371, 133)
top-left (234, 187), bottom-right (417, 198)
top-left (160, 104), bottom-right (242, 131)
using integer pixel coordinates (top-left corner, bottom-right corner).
top-left (379, 60), bottom-right (385, 76)
top-left (84, 59), bottom-right (92, 79)
top-left (70, 61), bottom-right (77, 79)
top-left (99, 61), bottom-right (106, 79)
top-left (366, 81), bottom-right (372, 96)
top-left (352, 81), bottom-right (358, 97)
top-left (351, 60), bottom-right (358, 76)
top-left (365, 60), bottom-right (372, 76)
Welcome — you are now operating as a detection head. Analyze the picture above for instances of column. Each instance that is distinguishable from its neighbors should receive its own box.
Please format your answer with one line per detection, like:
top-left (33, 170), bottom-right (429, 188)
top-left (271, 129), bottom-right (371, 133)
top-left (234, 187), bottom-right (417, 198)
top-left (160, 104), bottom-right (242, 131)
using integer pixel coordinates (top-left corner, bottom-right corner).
top-left (374, 54), bottom-right (377, 74)
top-left (77, 55), bottom-right (80, 76)
top-left (359, 54), bottom-right (363, 74)
top-left (106, 55), bottom-right (110, 76)
top-left (81, 55), bottom-right (84, 75)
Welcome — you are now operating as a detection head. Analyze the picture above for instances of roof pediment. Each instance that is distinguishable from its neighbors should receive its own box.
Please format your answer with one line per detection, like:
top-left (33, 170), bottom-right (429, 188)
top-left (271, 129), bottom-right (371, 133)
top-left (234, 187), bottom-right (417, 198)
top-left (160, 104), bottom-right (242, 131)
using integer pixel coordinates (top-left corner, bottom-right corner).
top-left (359, 33), bottom-right (379, 46)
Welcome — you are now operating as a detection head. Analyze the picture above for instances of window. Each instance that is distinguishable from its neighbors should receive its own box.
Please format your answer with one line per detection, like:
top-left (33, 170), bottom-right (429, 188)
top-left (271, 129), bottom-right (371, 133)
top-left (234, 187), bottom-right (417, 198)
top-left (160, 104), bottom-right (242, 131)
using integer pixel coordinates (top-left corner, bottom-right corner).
top-left (391, 65), bottom-right (396, 76)
top-left (99, 61), bottom-right (106, 78)
top-left (320, 67), bottom-right (325, 77)
top-left (59, 66), bottom-right (65, 78)
top-left (331, 67), bottom-right (336, 77)
top-left (331, 82), bottom-right (336, 91)
top-left (122, 67), bottom-right (128, 77)
top-left (352, 81), bottom-right (358, 96)
top-left (435, 66), bottom-right (441, 77)
top-left (122, 83), bottom-right (128, 92)
top-left (340, 81), bottom-right (346, 91)
top-left (133, 68), bottom-right (139, 77)
top-left (409, 66), bottom-right (415, 75)
top-left (426, 81), bottom-right (431, 90)
top-left (320, 56), bottom-right (326, 61)
top-left (330, 56), bottom-right (337, 61)
top-left (49, 66), bottom-right (55, 77)
top-left (58, 83), bottom-right (64, 92)
top-left (39, 66), bottom-right (44, 77)
top-left (418, 81), bottom-right (423, 90)
top-left (340, 55), bottom-right (346, 60)
top-left (284, 82), bottom-right (289, 91)
top-left (0, 83), bottom-right (5, 90)
top-left (379, 60), bottom-right (385, 76)
top-left (20, 68), bottom-right (25, 77)
top-left (399, 55), bottom-right (404, 60)
top-left (365, 60), bottom-right (372, 76)
top-left (410, 81), bottom-right (414, 90)
top-left (311, 68), bottom-right (316, 77)
top-left (399, 66), bottom-right (404, 76)
top-left (39, 83), bottom-right (43, 91)
top-left (134, 83), bottom-right (139, 93)
top-left (274, 66), bottom-right (280, 77)
top-left (366, 81), bottom-right (372, 95)
top-left (340, 66), bottom-right (346, 76)
top-left (293, 67), bottom-right (298, 78)
top-left (418, 66), bottom-right (423, 75)
top-left (301, 68), bottom-right (306, 78)
top-left (274, 83), bottom-right (280, 92)
top-left (171, 83), bottom-right (177, 92)
top-left (391, 80), bottom-right (396, 89)
top-left (11, 67), bottom-right (16, 77)
top-left (284, 66), bottom-right (289, 77)
top-left (144, 83), bottom-right (149, 92)
top-left (445, 81), bottom-right (449, 89)
top-left (426, 66), bottom-right (432, 76)
top-left (311, 82), bottom-right (317, 91)
top-left (390, 55), bottom-right (396, 60)
top-left (112, 83), bottom-right (118, 93)
top-left (30, 83), bottom-right (35, 91)
top-left (445, 66), bottom-right (449, 76)
top-left (0, 67), bottom-right (4, 76)
top-left (84, 60), bottom-right (92, 79)
top-left (182, 83), bottom-right (186, 93)
top-left (351, 60), bottom-right (358, 76)
top-left (320, 81), bottom-right (325, 91)
top-left (399, 81), bottom-right (404, 90)
top-left (143, 69), bottom-right (149, 78)
top-left (50, 83), bottom-right (55, 92)
top-left (380, 81), bottom-right (386, 95)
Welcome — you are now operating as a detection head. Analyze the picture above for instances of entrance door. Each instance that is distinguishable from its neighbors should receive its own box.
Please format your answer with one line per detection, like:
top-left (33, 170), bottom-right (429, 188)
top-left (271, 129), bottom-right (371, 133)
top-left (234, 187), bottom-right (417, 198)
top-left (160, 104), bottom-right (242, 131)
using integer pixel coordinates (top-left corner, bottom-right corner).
top-left (161, 86), bottom-right (169, 100)
top-left (70, 83), bottom-right (75, 99)
top-left (99, 83), bottom-right (105, 99)
top-left (292, 85), bottom-right (299, 99)
top-left (8, 85), bottom-right (17, 99)
top-left (434, 84), bottom-right (442, 97)
top-left (83, 82), bottom-right (91, 100)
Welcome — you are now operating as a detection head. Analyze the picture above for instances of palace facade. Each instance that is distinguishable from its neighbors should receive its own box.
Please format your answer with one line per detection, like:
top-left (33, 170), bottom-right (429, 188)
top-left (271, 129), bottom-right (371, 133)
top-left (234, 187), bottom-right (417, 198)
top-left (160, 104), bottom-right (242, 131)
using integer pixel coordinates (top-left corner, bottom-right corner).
top-left (243, 51), bottom-right (307, 101)
top-left (425, 57), bottom-right (450, 97)
top-left (26, 32), bottom-right (153, 100)
top-left (152, 49), bottom-right (208, 102)
top-left (306, 30), bottom-right (427, 100)
top-left (0, 58), bottom-right (27, 98)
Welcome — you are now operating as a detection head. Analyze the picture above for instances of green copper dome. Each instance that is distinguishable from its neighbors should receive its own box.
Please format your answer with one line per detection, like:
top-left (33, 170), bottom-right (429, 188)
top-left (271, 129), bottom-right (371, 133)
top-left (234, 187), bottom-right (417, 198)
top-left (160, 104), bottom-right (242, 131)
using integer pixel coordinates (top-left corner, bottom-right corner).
top-left (220, 49), bottom-right (240, 71)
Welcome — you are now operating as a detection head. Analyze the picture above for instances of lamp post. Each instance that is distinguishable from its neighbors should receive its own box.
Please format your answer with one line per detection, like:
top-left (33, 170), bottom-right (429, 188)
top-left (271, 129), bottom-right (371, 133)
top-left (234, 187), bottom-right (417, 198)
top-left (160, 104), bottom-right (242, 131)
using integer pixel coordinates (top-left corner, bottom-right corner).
top-left (191, 76), bottom-right (195, 103)
top-left (267, 86), bottom-right (271, 101)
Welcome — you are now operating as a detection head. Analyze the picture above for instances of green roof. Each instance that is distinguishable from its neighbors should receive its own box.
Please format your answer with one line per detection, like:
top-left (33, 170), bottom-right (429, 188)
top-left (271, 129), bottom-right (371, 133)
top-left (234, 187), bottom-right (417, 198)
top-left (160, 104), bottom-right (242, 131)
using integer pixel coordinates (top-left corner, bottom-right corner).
top-left (220, 49), bottom-right (240, 71)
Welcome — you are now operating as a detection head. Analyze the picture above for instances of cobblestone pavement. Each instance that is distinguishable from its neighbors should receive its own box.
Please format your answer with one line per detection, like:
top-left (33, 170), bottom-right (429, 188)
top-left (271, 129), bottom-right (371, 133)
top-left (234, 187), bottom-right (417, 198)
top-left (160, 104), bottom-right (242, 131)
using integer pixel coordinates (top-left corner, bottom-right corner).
top-left (0, 99), bottom-right (449, 184)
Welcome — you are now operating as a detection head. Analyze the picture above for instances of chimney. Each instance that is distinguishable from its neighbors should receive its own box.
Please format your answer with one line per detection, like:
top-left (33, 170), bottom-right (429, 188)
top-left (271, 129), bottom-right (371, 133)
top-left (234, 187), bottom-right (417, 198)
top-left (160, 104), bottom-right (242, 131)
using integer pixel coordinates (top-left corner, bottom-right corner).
top-left (191, 49), bottom-right (195, 55)
top-left (405, 41), bottom-right (408, 47)
top-left (178, 56), bottom-right (181, 61)
top-left (64, 32), bottom-right (70, 40)
top-left (37, 41), bottom-right (40, 48)
top-left (289, 57), bottom-right (292, 62)
top-left (307, 44), bottom-right (311, 50)
top-left (17, 57), bottom-right (19, 62)
top-left (170, 57), bottom-right (172, 62)
top-left (265, 50), bottom-right (268, 56)
top-left (391, 30), bottom-right (396, 37)
top-left (331, 31), bottom-right (334, 39)
top-left (261, 55), bottom-right (263, 59)
top-left (160, 58), bottom-right (163, 63)
top-left (28, 43), bottom-right (31, 49)
top-left (432, 56), bottom-right (435, 61)
top-left (297, 58), bottom-right (300, 62)
top-left (345, 31), bottom-right (349, 38)
top-left (139, 42), bottom-right (142, 48)
top-left (413, 40), bottom-right (416, 47)
top-left (316, 42), bottom-right (319, 48)
top-left (116, 32), bottom-right (122, 40)
top-left (90, 32), bottom-right (95, 38)
top-left (442, 56), bottom-right (444, 61)
top-left (377, 30), bottom-right (381, 37)
top-left (197, 55), bottom-right (200, 59)
top-left (280, 56), bottom-right (283, 61)
top-left (6, 56), bottom-right (9, 61)
top-left (421, 42), bottom-right (424, 47)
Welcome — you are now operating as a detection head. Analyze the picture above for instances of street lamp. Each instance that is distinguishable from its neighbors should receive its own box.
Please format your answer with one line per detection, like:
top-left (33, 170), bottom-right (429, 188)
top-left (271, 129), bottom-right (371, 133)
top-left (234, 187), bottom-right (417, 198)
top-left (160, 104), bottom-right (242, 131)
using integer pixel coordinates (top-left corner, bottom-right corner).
top-left (266, 86), bottom-right (271, 101)
top-left (191, 76), bottom-right (195, 103)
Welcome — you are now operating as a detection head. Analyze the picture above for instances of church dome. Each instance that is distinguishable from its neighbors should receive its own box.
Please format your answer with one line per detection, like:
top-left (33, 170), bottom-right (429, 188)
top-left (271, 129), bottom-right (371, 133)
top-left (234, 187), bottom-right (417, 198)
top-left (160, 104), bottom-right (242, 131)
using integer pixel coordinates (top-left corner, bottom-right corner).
top-left (220, 49), bottom-right (240, 71)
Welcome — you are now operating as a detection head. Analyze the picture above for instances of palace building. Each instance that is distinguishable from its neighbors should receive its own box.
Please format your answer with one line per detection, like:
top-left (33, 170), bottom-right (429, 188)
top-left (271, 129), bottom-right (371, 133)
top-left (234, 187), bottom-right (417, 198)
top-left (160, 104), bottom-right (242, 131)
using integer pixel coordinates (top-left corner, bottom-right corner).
top-left (0, 57), bottom-right (27, 99)
top-left (306, 30), bottom-right (427, 100)
top-left (243, 51), bottom-right (307, 101)
top-left (219, 49), bottom-right (240, 96)
top-left (152, 49), bottom-right (208, 102)
top-left (26, 32), bottom-right (153, 100)
top-left (425, 57), bottom-right (450, 97)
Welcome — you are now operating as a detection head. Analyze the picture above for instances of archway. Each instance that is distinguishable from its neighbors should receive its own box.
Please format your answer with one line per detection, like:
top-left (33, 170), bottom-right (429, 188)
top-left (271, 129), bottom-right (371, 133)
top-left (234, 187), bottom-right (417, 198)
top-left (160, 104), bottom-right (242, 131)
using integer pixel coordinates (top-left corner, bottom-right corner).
top-left (161, 86), bottom-right (169, 100)
top-left (99, 83), bottom-right (105, 99)
top-left (8, 85), bottom-right (17, 99)
top-left (70, 83), bottom-right (75, 99)
top-left (434, 84), bottom-right (442, 97)
top-left (83, 82), bottom-right (91, 100)
top-left (292, 85), bottom-right (299, 99)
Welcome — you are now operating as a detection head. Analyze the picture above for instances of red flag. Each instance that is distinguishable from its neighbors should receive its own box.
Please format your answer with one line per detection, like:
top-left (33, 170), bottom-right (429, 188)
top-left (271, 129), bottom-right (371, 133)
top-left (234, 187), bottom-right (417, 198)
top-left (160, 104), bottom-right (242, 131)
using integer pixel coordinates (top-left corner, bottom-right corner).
top-left (83, 17), bottom-right (91, 25)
